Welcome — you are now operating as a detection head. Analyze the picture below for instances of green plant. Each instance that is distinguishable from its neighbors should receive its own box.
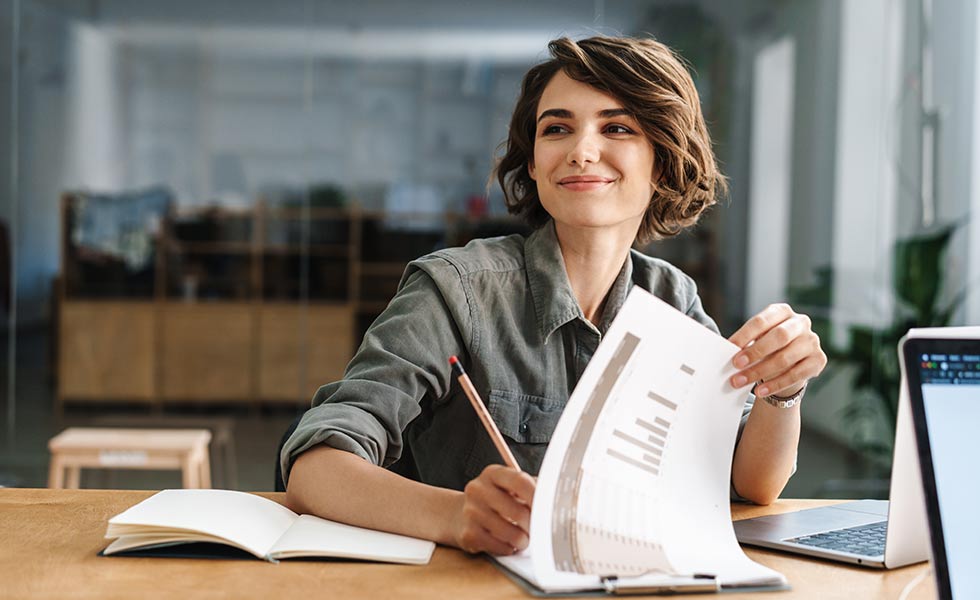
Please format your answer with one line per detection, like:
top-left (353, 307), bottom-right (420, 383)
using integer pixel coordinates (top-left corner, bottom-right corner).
top-left (789, 224), bottom-right (965, 466)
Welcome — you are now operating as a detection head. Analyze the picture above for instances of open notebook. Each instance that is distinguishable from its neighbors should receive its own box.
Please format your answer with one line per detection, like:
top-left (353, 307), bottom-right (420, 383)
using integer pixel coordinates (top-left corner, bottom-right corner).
top-left (493, 288), bottom-right (787, 595)
top-left (103, 489), bottom-right (435, 565)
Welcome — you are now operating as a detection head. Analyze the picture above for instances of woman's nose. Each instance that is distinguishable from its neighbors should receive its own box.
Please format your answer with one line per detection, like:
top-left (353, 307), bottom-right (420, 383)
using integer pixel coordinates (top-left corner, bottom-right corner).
top-left (566, 132), bottom-right (600, 166)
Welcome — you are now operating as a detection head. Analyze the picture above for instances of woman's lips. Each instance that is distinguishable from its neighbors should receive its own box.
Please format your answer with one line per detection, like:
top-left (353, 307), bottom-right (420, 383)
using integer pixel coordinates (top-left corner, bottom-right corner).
top-left (557, 176), bottom-right (614, 191)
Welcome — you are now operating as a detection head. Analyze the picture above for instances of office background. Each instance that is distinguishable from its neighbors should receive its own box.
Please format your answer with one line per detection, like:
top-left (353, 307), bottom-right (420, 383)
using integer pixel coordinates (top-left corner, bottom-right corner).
top-left (1, 0), bottom-right (978, 495)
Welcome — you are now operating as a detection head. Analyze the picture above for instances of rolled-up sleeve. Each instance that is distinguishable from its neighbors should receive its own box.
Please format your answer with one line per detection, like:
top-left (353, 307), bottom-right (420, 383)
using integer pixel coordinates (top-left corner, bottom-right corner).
top-left (279, 260), bottom-right (469, 486)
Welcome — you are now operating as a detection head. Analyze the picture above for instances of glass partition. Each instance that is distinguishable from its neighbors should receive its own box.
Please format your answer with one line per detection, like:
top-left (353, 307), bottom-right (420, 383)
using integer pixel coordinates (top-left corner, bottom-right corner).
top-left (1, 0), bottom-right (976, 494)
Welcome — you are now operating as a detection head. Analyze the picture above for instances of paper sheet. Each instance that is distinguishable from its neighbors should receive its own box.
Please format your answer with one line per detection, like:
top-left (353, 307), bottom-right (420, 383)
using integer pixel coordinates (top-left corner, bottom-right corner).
top-left (523, 287), bottom-right (785, 588)
top-left (269, 514), bottom-right (435, 564)
top-left (106, 489), bottom-right (298, 559)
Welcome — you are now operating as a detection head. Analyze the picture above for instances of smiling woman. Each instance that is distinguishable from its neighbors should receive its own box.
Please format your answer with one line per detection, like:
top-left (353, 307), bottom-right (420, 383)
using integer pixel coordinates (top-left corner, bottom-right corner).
top-left (496, 36), bottom-right (726, 245)
top-left (282, 35), bottom-right (826, 557)
top-left (529, 72), bottom-right (659, 242)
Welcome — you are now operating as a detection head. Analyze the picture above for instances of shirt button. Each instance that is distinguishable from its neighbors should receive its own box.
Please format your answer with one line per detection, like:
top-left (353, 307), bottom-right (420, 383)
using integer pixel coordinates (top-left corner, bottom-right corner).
top-left (519, 422), bottom-right (529, 434)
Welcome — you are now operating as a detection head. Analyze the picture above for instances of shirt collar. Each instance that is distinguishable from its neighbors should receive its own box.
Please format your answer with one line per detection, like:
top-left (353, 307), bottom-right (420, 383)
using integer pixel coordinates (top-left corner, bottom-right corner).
top-left (524, 221), bottom-right (634, 341)
top-left (597, 252), bottom-right (634, 334)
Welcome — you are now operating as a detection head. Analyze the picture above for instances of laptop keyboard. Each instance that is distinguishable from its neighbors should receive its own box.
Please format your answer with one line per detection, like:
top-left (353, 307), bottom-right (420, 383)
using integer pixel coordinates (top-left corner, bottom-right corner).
top-left (785, 521), bottom-right (887, 557)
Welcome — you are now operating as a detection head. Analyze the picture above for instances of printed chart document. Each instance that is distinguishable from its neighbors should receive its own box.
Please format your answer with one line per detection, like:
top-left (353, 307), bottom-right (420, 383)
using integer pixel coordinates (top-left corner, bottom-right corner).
top-left (103, 489), bottom-right (435, 565)
top-left (495, 288), bottom-right (787, 595)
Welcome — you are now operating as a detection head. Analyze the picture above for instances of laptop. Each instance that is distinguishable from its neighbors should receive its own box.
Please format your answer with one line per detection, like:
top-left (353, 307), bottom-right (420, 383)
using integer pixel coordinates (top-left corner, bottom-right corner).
top-left (733, 327), bottom-right (979, 568)
top-left (904, 333), bottom-right (980, 599)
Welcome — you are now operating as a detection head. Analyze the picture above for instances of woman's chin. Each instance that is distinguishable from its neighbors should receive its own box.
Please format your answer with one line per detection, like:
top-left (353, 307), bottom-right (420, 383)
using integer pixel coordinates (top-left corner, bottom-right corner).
top-left (551, 213), bottom-right (643, 234)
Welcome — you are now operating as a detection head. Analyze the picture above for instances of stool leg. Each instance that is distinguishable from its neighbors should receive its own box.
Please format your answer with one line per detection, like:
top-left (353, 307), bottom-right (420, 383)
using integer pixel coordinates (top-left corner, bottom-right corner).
top-left (48, 455), bottom-right (65, 489)
top-left (224, 435), bottom-right (238, 489)
top-left (66, 465), bottom-right (81, 489)
top-left (199, 448), bottom-right (212, 489)
top-left (182, 455), bottom-right (200, 489)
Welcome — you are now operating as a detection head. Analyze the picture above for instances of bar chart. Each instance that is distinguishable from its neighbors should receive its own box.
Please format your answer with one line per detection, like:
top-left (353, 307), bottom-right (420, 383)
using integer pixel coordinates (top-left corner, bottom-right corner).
top-left (604, 361), bottom-right (695, 480)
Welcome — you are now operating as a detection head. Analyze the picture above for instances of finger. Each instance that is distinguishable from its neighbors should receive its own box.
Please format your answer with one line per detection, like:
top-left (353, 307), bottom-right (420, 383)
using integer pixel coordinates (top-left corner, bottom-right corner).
top-left (468, 502), bottom-right (529, 550)
top-left (731, 313), bottom-right (807, 370)
top-left (756, 343), bottom-right (828, 397)
top-left (754, 355), bottom-right (824, 398)
top-left (728, 303), bottom-right (795, 350)
top-left (475, 478), bottom-right (532, 533)
top-left (486, 465), bottom-right (537, 506)
top-left (459, 525), bottom-right (518, 556)
top-left (466, 471), bottom-right (531, 532)
top-left (731, 334), bottom-right (812, 389)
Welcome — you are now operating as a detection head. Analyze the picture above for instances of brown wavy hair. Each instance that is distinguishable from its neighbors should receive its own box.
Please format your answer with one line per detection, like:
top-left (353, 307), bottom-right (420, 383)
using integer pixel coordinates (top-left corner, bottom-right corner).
top-left (493, 36), bottom-right (727, 243)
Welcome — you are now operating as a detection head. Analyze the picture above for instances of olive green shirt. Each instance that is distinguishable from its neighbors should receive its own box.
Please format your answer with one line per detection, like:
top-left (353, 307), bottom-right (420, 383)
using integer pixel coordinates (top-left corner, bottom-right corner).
top-left (281, 222), bottom-right (754, 495)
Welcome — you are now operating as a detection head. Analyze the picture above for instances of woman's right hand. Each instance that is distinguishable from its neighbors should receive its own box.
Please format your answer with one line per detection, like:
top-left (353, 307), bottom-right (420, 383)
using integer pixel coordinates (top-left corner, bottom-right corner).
top-left (453, 464), bottom-right (536, 555)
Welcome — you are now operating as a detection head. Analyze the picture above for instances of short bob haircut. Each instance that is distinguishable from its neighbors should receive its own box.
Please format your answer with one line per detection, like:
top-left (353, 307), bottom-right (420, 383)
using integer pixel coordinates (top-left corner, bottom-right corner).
top-left (494, 36), bottom-right (727, 244)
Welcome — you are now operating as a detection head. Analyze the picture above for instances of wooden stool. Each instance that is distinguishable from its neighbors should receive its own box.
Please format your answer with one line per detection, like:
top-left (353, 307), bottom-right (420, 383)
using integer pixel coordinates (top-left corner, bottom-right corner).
top-left (48, 428), bottom-right (212, 489)
top-left (83, 415), bottom-right (237, 488)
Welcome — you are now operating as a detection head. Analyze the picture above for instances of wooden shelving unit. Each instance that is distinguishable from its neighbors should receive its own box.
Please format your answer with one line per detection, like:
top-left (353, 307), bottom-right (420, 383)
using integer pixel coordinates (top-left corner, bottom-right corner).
top-left (57, 193), bottom-right (526, 410)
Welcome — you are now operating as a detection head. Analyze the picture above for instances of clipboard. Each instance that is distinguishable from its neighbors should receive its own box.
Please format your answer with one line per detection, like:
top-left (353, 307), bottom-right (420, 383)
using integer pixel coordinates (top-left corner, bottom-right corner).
top-left (489, 556), bottom-right (790, 597)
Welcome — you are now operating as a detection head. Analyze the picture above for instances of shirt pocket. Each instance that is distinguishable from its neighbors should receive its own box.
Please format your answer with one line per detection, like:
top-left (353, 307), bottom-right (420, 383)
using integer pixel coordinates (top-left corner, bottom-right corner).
top-left (462, 389), bottom-right (565, 480)
top-left (486, 389), bottom-right (565, 444)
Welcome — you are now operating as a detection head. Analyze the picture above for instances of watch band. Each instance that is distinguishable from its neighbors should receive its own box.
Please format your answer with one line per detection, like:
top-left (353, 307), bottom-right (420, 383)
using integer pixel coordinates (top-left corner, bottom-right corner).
top-left (761, 382), bottom-right (807, 409)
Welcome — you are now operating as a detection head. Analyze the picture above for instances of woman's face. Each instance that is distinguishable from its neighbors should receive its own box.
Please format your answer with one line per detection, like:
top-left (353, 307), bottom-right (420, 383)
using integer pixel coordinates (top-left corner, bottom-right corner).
top-left (529, 71), bottom-right (657, 238)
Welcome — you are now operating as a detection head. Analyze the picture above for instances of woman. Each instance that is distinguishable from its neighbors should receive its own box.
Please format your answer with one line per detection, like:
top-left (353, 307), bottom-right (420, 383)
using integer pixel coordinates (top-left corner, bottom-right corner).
top-left (283, 36), bottom-right (826, 556)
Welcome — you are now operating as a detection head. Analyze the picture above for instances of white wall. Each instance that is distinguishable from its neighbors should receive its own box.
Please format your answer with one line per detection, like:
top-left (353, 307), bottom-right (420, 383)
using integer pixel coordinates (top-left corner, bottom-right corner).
top-left (830, 0), bottom-right (903, 343)
top-left (122, 48), bottom-right (208, 203)
top-left (119, 50), bottom-right (526, 210)
top-left (785, 0), bottom-right (839, 291)
top-left (720, 0), bottom-right (841, 331)
top-left (63, 23), bottom-right (124, 191)
top-left (745, 36), bottom-right (795, 316)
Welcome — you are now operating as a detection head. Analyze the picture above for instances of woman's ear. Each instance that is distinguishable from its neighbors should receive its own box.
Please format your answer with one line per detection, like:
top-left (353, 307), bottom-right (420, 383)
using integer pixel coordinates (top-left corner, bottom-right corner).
top-left (649, 163), bottom-right (663, 196)
top-left (650, 161), bottom-right (663, 186)
top-left (528, 161), bottom-right (537, 180)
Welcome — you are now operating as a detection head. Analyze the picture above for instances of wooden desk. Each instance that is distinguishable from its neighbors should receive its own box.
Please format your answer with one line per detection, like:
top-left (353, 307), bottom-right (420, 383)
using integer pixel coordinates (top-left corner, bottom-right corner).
top-left (0, 489), bottom-right (935, 599)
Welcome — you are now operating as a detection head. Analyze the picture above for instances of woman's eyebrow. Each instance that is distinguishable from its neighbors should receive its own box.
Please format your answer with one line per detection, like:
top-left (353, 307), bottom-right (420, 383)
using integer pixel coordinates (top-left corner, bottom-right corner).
top-left (598, 108), bottom-right (632, 119)
top-left (537, 108), bottom-right (572, 122)
top-left (536, 108), bottom-right (633, 123)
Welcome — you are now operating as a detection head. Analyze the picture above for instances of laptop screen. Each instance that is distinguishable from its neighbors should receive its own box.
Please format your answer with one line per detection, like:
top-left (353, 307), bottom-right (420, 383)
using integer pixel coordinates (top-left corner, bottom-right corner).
top-left (904, 338), bottom-right (980, 600)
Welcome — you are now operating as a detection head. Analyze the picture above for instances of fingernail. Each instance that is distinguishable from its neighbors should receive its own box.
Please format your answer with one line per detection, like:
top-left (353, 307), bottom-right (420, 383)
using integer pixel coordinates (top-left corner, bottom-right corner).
top-left (757, 385), bottom-right (770, 396)
top-left (734, 355), bottom-right (749, 368)
top-left (732, 375), bottom-right (747, 387)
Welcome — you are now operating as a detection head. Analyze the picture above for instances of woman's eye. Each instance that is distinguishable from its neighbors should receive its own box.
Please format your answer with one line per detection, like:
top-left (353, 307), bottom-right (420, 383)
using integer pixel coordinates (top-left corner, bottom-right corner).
top-left (605, 124), bottom-right (634, 135)
top-left (541, 124), bottom-right (568, 135)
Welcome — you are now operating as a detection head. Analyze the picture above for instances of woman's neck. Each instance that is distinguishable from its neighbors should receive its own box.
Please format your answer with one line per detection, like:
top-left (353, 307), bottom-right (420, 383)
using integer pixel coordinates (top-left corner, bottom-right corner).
top-left (554, 222), bottom-right (638, 326)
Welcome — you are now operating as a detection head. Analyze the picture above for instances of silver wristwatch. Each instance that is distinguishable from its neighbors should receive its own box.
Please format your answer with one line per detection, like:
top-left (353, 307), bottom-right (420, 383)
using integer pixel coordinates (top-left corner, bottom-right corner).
top-left (761, 382), bottom-right (807, 409)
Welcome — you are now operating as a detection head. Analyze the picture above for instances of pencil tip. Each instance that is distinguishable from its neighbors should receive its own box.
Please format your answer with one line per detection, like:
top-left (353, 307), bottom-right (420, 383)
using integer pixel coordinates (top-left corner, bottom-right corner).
top-left (448, 356), bottom-right (459, 365)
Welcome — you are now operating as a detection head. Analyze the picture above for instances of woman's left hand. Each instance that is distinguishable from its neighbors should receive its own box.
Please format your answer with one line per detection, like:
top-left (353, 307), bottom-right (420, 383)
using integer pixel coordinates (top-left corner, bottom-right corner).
top-left (727, 303), bottom-right (827, 398)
